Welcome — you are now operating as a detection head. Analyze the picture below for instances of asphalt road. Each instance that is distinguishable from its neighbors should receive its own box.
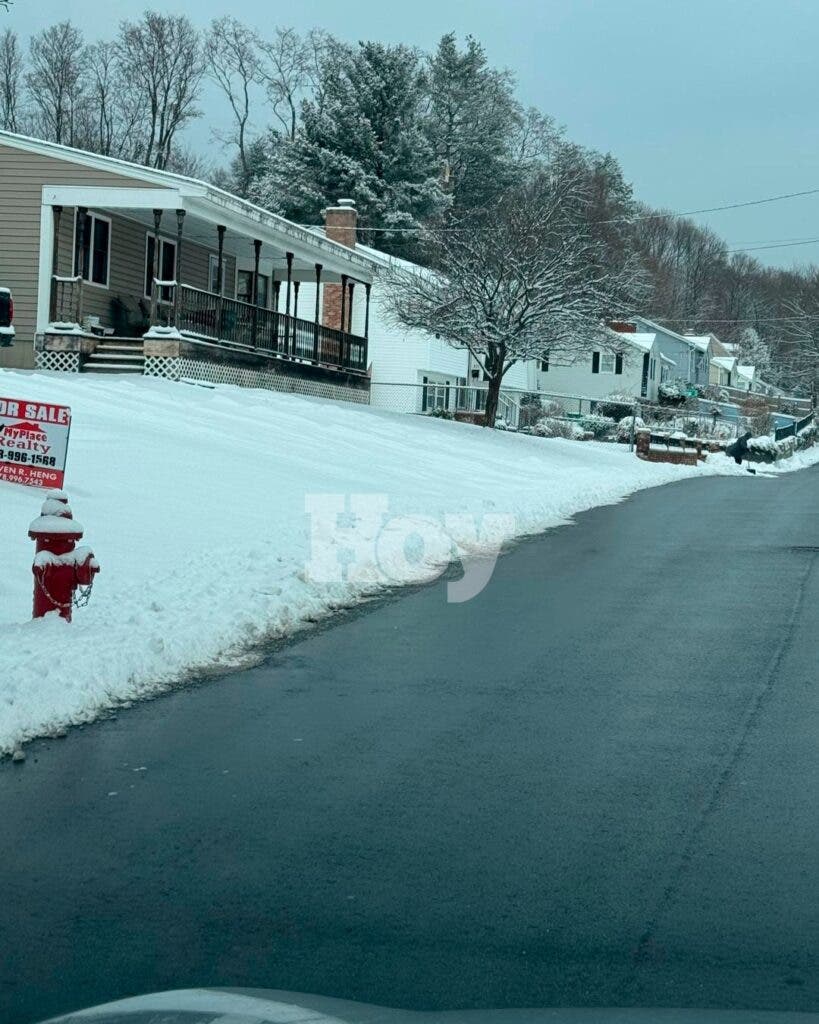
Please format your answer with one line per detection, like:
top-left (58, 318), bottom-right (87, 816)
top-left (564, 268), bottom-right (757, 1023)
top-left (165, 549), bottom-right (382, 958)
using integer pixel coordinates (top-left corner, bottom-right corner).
top-left (1, 469), bottom-right (818, 1024)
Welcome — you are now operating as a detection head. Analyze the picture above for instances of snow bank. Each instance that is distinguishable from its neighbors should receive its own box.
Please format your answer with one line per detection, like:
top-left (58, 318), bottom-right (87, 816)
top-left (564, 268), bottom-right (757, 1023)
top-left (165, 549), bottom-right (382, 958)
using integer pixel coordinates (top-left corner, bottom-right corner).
top-left (1, 372), bottom-right (817, 753)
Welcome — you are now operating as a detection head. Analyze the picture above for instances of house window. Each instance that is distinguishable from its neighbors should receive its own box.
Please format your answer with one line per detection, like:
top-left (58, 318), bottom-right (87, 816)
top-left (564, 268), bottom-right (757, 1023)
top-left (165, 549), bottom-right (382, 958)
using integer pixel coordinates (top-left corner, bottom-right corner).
top-left (237, 270), bottom-right (269, 307)
top-left (73, 211), bottom-right (110, 287)
top-left (650, 358), bottom-right (656, 380)
top-left (145, 235), bottom-right (177, 302)
top-left (540, 352), bottom-right (550, 372)
top-left (599, 352), bottom-right (616, 374)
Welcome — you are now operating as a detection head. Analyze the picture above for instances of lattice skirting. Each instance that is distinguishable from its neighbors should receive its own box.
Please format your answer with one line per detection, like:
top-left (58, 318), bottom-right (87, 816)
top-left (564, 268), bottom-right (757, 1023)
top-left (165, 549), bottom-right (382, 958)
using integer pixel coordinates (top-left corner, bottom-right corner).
top-left (143, 355), bottom-right (182, 380)
top-left (35, 350), bottom-right (80, 373)
top-left (174, 358), bottom-right (370, 405)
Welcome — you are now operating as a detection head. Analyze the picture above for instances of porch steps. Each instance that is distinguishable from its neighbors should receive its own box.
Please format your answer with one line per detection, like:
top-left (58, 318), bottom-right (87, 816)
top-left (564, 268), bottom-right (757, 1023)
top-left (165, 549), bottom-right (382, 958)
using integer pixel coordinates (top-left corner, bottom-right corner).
top-left (83, 338), bottom-right (145, 375)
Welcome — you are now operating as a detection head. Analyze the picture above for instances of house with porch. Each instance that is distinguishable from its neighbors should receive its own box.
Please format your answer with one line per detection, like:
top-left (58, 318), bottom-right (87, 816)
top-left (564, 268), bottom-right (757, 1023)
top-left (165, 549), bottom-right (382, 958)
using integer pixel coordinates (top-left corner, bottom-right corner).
top-left (0, 130), bottom-right (374, 403)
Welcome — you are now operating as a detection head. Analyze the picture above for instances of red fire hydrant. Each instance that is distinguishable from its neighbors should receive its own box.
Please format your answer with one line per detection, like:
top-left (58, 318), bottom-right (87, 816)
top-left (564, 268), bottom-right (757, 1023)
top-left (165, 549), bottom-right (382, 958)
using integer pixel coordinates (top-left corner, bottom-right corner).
top-left (29, 490), bottom-right (100, 621)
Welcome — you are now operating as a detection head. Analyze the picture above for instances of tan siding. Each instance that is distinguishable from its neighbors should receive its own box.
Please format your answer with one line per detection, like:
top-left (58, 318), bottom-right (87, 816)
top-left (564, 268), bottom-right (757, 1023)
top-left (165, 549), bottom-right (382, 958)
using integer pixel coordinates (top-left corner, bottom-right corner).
top-left (56, 207), bottom-right (236, 331)
top-left (0, 142), bottom-right (157, 368)
top-left (57, 210), bottom-right (228, 333)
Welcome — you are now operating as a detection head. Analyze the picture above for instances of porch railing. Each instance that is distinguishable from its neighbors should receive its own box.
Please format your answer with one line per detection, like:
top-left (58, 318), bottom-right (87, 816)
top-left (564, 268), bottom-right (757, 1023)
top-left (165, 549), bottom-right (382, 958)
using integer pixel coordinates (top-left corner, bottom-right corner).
top-left (176, 283), bottom-right (367, 374)
top-left (50, 275), bottom-right (84, 325)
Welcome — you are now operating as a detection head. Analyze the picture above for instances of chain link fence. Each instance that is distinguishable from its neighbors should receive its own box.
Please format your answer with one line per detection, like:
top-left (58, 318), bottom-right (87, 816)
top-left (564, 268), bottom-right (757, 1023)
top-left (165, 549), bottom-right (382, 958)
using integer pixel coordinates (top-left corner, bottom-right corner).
top-left (369, 382), bottom-right (598, 429)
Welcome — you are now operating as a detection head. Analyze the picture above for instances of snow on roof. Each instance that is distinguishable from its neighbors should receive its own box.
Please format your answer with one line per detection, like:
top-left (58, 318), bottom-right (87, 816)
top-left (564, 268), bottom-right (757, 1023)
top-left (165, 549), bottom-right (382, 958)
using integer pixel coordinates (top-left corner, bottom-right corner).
top-left (737, 364), bottom-right (755, 379)
top-left (620, 332), bottom-right (656, 353)
top-left (711, 356), bottom-right (737, 371)
top-left (0, 129), bottom-right (374, 277)
top-left (659, 353), bottom-right (677, 366)
top-left (635, 316), bottom-right (723, 351)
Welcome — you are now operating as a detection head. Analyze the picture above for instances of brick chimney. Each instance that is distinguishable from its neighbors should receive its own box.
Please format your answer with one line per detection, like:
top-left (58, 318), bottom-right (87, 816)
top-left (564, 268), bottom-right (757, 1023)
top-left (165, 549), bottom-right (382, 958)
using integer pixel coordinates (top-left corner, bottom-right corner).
top-left (323, 198), bottom-right (357, 330)
top-left (324, 197), bottom-right (357, 248)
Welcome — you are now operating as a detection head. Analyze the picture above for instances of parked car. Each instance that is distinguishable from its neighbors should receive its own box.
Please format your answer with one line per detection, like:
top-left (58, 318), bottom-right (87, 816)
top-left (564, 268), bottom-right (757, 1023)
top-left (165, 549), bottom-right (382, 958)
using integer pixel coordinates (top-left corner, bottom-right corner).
top-left (0, 287), bottom-right (14, 346)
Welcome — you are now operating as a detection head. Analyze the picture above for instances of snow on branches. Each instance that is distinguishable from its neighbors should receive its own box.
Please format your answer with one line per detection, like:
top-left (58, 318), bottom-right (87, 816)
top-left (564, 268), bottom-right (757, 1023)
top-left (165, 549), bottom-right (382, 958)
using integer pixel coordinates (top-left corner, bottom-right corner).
top-left (384, 169), bottom-right (644, 425)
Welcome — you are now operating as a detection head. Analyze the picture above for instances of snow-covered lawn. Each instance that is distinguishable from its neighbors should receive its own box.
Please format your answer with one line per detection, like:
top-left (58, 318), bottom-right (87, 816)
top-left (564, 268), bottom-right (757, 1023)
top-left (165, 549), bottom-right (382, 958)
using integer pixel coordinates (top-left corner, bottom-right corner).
top-left (1, 371), bottom-right (817, 754)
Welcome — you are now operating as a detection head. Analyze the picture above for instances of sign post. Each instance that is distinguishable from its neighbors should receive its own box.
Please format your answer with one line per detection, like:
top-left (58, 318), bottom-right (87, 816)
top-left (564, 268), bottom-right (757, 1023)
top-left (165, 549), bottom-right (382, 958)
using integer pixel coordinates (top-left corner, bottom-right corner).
top-left (0, 396), bottom-right (72, 489)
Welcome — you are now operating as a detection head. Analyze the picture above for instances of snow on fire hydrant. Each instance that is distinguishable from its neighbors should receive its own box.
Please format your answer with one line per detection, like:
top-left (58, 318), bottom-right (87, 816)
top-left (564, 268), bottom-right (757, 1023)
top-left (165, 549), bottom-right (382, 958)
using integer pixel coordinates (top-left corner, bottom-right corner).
top-left (28, 490), bottom-right (99, 622)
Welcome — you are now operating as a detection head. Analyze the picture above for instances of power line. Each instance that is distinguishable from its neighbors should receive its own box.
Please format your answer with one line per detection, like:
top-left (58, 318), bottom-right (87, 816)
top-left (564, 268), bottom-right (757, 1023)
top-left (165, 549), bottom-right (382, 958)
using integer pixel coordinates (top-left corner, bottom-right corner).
top-left (647, 312), bottom-right (819, 325)
top-left (308, 183), bottom-right (819, 234)
top-left (728, 236), bottom-right (819, 254)
top-left (618, 185), bottom-right (819, 225)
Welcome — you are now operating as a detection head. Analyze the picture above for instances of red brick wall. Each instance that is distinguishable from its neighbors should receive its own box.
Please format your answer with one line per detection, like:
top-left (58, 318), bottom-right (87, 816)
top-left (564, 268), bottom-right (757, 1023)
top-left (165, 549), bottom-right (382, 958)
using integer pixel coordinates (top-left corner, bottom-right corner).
top-left (323, 203), bottom-right (357, 330)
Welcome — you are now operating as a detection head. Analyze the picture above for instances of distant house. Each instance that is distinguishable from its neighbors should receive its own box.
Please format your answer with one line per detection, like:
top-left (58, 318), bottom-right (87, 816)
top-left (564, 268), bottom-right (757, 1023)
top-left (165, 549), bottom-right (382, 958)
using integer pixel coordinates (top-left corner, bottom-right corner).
top-left (622, 316), bottom-right (723, 389)
top-left (710, 355), bottom-right (738, 388)
top-left (534, 327), bottom-right (662, 403)
top-left (0, 130), bottom-right (374, 402)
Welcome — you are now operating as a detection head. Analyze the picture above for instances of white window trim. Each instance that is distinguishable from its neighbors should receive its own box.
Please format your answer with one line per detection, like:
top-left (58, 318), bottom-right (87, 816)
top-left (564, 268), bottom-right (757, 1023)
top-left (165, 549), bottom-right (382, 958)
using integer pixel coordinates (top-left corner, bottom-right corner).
top-left (144, 233), bottom-right (177, 300)
top-left (72, 210), bottom-right (112, 290)
top-left (599, 352), bottom-right (616, 374)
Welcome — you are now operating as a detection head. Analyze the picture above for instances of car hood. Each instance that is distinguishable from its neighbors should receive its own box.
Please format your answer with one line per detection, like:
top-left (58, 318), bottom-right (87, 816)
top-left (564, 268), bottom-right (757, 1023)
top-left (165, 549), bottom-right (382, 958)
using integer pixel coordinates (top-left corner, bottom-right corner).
top-left (40, 988), bottom-right (819, 1024)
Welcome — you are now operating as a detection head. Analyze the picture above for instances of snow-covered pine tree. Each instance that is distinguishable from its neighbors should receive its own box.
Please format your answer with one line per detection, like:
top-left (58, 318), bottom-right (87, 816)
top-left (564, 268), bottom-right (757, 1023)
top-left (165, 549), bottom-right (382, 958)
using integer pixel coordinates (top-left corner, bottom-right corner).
top-left (250, 41), bottom-right (446, 251)
top-left (735, 326), bottom-right (771, 378)
top-left (423, 33), bottom-right (522, 213)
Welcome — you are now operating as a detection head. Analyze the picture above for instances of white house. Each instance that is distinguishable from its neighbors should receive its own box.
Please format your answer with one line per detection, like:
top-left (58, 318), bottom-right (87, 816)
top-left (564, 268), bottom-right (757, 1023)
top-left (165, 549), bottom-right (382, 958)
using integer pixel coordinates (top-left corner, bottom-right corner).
top-left (533, 328), bottom-right (662, 404)
top-left (710, 355), bottom-right (738, 388)
top-left (305, 204), bottom-right (532, 424)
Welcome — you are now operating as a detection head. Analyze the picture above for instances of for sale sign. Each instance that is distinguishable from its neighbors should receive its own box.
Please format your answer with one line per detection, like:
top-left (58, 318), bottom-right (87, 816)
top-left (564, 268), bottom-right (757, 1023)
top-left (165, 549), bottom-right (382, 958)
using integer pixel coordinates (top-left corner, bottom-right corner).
top-left (0, 396), bottom-right (71, 489)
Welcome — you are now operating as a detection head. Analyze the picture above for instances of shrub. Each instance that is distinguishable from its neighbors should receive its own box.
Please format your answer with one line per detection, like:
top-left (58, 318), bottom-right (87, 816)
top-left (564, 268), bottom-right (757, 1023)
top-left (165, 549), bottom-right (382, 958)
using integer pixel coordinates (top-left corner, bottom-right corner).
top-left (578, 414), bottom-right (616, 439)
top-left (539, 399), bottom-right (566, 418)
top-left (596, 396), bottom-right (634, 420)
top-left (658, 381), bottom-right (688, 405)
top-left (517, 394), bottom-right (547, 429)
top-left (426, 407), bottom-right (453, 420)
top-left (742, 396), bottom-right (773, 436)
top-left (532, 417), bottom-right (584, 440)
top-left (746, 434), bottom-right (796, 462)
top-left (616, 415), bottom-right (645, 441)
top-left (796, 423), bottom-right (817, 449)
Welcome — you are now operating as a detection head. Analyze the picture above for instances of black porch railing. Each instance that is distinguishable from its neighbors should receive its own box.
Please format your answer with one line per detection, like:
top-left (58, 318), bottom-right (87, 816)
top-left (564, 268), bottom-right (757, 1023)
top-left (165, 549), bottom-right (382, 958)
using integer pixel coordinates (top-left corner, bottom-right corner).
top-left (176, 284), bottom-right (367, 374)
top-left (50, 275), bottom-right (84, 325)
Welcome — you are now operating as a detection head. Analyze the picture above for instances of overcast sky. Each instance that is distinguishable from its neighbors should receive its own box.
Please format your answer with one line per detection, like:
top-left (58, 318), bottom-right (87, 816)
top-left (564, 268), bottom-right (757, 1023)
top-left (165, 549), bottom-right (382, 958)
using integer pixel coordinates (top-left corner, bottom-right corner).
top-left (10, 0), bottom-right (819, 269)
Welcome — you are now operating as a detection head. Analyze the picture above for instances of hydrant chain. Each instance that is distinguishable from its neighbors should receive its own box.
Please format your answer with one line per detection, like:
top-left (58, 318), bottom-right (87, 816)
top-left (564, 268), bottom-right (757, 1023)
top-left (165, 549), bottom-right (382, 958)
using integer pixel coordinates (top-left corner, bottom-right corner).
top-left (28, 491), bottom-right (100, 622)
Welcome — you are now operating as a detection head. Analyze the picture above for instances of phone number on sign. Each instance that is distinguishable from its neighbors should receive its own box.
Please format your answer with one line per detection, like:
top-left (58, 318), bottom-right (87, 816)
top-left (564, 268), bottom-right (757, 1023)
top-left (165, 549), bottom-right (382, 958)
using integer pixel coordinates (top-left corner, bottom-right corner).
top-left (0, 449), bottom-right (57, 467)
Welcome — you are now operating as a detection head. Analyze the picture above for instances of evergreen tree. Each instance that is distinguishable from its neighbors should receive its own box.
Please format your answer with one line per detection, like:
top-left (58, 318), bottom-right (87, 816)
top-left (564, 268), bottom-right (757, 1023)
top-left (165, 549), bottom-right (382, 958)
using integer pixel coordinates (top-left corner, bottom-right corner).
top-left (250, 41), bottom-right (446, 249)
top-left (423, 33), bottom-right (523, 213)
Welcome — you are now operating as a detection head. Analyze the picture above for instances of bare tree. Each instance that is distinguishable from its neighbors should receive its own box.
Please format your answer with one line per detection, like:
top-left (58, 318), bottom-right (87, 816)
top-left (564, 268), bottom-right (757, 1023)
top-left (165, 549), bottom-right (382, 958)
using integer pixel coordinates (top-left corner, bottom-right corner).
top-left (206, 17), bottom-right (260, 194)
top-left (26, 21), bottom-right (86, 145)
top-left (386, 171), bottom-right (643, 426)
top-left (115, 12), bottom-right (204, 169)
top-left (256, 27), bottom-right (329, 141)
top-left (0, 27), bottom-right (22, 130)
top-left (80, 42), bottom-right (148, 160)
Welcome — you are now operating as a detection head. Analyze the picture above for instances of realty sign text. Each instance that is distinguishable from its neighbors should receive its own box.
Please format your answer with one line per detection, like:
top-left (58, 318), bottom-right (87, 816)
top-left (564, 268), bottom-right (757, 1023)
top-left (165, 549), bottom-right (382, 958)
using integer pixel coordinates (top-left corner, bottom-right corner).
top-left (0, 396), bottom-right (71, 489)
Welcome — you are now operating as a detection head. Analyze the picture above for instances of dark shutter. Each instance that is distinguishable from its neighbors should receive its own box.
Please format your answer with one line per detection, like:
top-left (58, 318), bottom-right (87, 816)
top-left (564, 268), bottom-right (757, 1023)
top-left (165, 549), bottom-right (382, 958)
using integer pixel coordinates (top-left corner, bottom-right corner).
top-left (592, 352), bottom-right (600, 373)
top-left (421, 376), bottom-right (428, 412)
top-left (541, 351), bottom-right (550, 372)
top-left (615, 353), bottom-right (623, 375)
